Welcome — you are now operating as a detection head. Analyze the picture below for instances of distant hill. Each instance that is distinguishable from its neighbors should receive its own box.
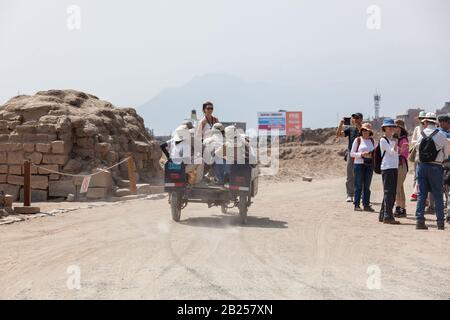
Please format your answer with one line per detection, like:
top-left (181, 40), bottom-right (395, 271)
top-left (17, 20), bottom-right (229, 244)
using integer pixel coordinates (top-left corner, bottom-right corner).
top-left (138, 74), bottom-right (306, 135)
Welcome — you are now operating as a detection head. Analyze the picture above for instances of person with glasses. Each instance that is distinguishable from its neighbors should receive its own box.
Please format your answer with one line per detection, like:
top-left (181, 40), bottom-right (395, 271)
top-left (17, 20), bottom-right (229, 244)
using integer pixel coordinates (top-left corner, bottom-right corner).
top-left (196, 101), bottom-right (220, 141)
top-left (350, 123), bottom-right (376, 212)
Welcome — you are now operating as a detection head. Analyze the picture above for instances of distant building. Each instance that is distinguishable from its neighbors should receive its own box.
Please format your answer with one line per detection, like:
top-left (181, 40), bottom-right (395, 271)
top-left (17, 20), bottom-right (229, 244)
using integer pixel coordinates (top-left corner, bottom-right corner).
top-left (396, 108), bottom-right (424, 131)
top-left (369, 102), bottom-right (449, 132)
top-left (370, 117), bottom-right (387, 130)
top-left (437, 102), bottom-right (450, 115)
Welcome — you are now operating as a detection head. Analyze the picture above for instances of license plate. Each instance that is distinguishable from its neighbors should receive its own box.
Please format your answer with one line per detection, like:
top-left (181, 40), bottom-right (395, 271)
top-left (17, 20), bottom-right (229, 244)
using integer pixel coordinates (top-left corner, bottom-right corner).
top-left (168, 162), bottom-right (182, 170)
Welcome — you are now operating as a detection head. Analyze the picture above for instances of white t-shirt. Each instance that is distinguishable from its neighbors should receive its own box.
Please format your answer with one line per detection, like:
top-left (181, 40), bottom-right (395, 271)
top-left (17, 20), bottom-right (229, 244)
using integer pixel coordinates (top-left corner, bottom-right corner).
top-left (380, 137), bottom-right (399, 170)
top-left (350, 137), bottom-right (376, 165)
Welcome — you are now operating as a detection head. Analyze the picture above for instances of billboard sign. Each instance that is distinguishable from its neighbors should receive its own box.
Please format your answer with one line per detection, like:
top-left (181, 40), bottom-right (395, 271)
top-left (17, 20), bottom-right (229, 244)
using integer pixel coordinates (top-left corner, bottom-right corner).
top-left (258, 111), bottom-right (302, 136)
top-left (286, 111), bottom-right (303, 136)
top-left (257, 112), bottom-right (286, 135)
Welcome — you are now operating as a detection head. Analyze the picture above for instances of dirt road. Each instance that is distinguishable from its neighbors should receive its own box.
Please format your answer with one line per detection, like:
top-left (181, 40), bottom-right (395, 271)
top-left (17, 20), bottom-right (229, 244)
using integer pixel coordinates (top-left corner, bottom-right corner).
top-left (1, 175), bottom-right (449, 299)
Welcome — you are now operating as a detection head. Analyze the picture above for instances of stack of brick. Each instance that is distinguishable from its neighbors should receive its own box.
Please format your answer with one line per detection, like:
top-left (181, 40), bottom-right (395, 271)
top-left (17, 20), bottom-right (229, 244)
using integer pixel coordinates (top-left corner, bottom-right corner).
top-left (0, 90), bottom-right (162, 201)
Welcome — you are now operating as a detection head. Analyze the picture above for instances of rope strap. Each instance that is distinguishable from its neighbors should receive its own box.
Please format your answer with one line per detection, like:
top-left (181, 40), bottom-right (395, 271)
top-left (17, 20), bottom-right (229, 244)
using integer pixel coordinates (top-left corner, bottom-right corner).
top-left (31, 157), bottom-right (131, 178)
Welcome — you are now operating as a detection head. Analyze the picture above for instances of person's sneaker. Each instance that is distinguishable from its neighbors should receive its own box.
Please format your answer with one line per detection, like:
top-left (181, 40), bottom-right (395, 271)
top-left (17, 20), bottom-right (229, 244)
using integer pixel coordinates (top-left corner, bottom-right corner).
top-left (354, 205), bottom-right (362, 212)
top-left (383, 217), bottom-right (400, 225)
top-left (425, 206), bottom-right (435, 215)
top-left (416, 221), bottom-right (428, 230)
top-left (363, 206), bottom-right (375, 212)
top-left (378, 212), bottom-right (384, 222)
top-left (410, 193), bottom-right (418, 201)
top-left (346, 196), bottom-right (353, 203)
top-left (395, 206), bottom-right (402, 214)
top-left (437, 221), bottom-right (445, 230)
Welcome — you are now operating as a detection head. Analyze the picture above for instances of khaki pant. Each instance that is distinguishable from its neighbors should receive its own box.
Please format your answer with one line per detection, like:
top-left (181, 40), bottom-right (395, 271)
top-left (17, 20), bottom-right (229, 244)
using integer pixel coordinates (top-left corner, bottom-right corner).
top-left (396, 163), bottom-right (408, 208)
top-left (346, 155), bottom-right (354, 197)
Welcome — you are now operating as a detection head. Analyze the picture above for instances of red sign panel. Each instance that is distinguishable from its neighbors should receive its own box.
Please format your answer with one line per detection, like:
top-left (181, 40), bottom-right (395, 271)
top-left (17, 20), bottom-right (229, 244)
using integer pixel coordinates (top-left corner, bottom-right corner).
top-left (286, 112), bottom-right (302, 136)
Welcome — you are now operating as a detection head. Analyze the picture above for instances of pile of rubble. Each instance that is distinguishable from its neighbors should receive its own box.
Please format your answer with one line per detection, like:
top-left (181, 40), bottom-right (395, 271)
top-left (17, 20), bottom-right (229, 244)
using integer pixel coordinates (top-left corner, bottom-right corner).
top-left (0, 90), bottom-right (162, 201)
top-left (282, 127), bottom-right (340, 145)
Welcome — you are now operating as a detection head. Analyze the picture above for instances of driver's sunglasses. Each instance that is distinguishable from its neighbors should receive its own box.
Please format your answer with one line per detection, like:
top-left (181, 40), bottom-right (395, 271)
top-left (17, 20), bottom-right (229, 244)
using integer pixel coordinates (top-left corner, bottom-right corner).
top-left (206, 107), bottom-right (214, 110)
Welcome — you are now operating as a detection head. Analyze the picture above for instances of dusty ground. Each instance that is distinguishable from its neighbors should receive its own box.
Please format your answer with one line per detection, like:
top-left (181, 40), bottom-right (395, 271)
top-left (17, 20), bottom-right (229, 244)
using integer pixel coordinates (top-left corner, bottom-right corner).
top-left (0, 173), bottom-right (449, 299)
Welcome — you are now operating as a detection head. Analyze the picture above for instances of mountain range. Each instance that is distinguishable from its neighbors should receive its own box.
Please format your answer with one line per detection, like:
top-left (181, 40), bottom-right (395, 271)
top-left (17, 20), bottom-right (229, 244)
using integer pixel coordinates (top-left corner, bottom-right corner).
top-left (138, 74), bottom-right (307, 135)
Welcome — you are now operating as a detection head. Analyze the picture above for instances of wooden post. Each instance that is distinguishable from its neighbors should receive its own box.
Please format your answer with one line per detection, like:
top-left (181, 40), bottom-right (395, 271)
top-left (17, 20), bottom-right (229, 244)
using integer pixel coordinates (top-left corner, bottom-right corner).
top-left (127, 153), bottom-right (137, 194)
top-left (23, 160), bottom-right (31, 206)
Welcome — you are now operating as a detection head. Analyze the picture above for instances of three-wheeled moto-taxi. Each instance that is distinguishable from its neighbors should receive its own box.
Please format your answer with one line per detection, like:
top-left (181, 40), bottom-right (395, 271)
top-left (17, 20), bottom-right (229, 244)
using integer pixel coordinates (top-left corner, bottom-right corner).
top-left (164, 161), bottom-right (258, 224)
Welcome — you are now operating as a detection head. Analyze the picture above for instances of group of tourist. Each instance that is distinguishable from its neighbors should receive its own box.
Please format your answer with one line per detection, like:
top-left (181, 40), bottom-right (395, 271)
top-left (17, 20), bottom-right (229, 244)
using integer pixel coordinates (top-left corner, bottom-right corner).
top-left (337, 112), bottom-right (450, 230)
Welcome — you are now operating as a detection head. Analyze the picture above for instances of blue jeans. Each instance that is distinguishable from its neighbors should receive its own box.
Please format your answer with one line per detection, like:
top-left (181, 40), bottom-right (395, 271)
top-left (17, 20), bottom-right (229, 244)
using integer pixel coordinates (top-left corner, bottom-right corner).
top-left (353, 164), bottom-right (373, 207)
top-left (214, 163), bottom-right (230, 184)
top-left (416, 163), bottom-right (445, 222)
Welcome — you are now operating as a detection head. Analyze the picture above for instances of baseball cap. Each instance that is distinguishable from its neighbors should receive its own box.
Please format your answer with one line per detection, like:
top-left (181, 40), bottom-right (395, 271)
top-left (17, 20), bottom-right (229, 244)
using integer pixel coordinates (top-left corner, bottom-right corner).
top-left (438, 114), bottom-right (450, 123)
top-left (351, 113), bottom-right (363, 119)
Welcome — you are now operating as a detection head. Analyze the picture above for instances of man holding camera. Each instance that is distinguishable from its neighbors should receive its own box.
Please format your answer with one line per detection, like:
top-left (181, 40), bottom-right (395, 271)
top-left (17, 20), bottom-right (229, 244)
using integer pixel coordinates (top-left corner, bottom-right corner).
top-left (336, 113), bottom-right (363, 203)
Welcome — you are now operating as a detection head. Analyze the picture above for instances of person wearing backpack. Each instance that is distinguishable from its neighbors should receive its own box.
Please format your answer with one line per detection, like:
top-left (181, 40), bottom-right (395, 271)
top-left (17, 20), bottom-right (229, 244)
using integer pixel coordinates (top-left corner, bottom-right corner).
top-left (378, 119), bottom-right (401, 225)
top-left (415, 113), bottom-right (448, 230)
top-left (409, 111), bottom-right (427, 201)
top-left (394, 120), bottom-right (409, 218)
top-left (350, 123), bottom-right (376, 212)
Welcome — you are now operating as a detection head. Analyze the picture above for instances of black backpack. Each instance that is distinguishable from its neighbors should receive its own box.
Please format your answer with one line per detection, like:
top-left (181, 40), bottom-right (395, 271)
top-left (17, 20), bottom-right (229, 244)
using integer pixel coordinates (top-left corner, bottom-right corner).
top-left (373, 137), bottom-right (389, 174)
top-left (419, 130), bottom-right (440, 163)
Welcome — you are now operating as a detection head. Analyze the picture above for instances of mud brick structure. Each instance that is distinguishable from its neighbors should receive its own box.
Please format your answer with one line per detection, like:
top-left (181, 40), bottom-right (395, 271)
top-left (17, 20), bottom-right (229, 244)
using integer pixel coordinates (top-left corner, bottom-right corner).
top-left (0, 90), bottom-right (162, 201)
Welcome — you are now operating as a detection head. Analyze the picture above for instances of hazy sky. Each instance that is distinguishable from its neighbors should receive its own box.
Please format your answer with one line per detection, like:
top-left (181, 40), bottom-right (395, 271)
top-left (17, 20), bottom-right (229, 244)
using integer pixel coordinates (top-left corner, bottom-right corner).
top-left (1, 0), bottom-right (449, 128)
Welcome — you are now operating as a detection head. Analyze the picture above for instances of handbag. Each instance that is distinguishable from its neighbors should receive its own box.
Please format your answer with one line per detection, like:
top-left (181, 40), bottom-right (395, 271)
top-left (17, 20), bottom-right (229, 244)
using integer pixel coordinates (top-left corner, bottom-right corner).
top-left (363, 153), bottom-right (374, 166)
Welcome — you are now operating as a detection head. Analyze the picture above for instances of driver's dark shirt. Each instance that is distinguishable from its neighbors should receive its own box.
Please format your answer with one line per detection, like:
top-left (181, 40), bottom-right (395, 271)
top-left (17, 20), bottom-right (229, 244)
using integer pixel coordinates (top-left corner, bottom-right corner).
top-left (344, 126), bottom-right (360, 151)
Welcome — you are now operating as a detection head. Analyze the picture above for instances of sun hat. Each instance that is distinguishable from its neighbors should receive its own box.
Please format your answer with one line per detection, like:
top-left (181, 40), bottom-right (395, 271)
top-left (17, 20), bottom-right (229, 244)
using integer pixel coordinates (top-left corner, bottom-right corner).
top-left (173, 125), bottom-right (189, 142)
top-left (381, 118), bottom-right (397, 128)
top-left (395, 119), bottom-right (406, 129)
top-left (182, 120), bottom-right (194, 129)
top-left (359, 123), bottom-right (373, 134)
top-left (418, 111), bottom-right (427, 119)
top-left (421, 112), bottom-right (438, 124)
top-left (212, 122), bottom-right (225, 132)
